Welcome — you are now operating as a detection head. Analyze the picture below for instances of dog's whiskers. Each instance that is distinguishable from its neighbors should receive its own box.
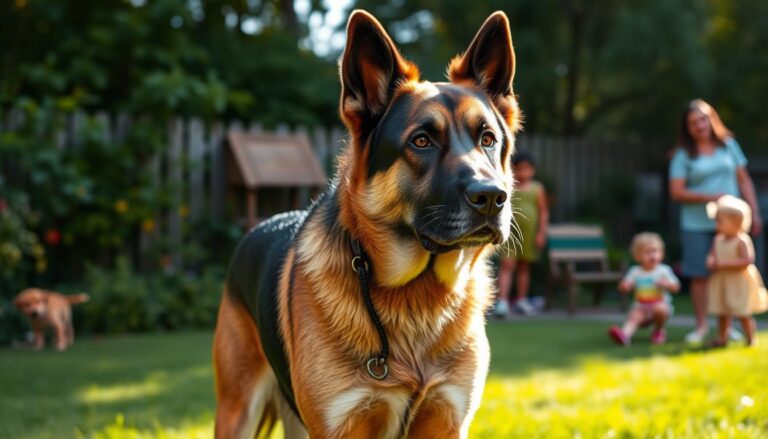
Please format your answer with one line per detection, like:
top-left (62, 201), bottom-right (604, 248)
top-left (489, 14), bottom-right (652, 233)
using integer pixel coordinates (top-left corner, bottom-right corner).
top-left (422, 215), bottom-right (443, 229)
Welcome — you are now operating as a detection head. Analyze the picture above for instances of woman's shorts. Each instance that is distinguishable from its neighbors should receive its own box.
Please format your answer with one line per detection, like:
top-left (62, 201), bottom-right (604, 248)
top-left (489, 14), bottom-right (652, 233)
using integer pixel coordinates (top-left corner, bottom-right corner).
top-left (680, 230), bottom-right (715, 278)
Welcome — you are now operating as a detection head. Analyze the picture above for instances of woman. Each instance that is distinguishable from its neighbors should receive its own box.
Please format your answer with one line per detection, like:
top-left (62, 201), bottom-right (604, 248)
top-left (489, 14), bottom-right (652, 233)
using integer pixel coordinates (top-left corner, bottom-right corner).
top-left (669, 99), bottom-right (762, 343)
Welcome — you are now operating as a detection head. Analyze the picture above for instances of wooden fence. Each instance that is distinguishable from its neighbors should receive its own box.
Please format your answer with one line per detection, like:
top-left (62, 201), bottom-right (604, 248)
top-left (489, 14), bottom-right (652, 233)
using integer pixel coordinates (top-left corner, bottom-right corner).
top-left (2, 110), bottom-right (667, 266)
top-left (515, 136), bottom-right (666, 220)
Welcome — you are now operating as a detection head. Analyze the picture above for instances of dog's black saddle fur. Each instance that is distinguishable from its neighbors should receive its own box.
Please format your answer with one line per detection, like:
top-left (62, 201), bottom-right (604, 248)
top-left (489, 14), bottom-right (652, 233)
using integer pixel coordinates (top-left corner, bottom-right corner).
top-left (226, 209), bottom-right (309, 418)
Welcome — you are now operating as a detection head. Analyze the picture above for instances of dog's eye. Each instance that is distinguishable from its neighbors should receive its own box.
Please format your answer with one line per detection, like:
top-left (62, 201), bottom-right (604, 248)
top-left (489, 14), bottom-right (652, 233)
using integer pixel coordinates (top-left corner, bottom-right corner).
top-left (410, 134), bottom-right (432, 148)
top-left (480, 132), bottom-right (496, 148)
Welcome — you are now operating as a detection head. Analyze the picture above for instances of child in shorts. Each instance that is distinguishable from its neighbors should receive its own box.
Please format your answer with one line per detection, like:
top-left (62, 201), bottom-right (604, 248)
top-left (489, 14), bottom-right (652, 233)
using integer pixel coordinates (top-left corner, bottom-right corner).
top-left (609, 232), bottom-right (680, 346)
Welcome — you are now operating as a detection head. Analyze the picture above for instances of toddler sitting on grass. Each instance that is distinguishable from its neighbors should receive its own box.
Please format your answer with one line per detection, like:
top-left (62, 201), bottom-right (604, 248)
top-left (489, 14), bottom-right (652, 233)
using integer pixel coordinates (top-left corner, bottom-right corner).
top-left (609, 232), bottom-right (680, 346)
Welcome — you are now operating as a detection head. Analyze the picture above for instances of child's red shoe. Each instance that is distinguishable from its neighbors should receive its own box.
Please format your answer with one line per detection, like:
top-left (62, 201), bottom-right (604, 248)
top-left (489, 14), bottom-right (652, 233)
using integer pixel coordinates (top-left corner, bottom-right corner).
top-left (651, 329), bottom-right (667, 345)
top-left (608, 326), bottom-right (629, 346)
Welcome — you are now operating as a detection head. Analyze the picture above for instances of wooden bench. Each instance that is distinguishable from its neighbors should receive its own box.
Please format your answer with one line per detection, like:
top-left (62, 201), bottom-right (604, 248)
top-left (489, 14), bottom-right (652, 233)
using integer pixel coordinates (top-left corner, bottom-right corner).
top-left (546, 224), bottom-right (625, 314)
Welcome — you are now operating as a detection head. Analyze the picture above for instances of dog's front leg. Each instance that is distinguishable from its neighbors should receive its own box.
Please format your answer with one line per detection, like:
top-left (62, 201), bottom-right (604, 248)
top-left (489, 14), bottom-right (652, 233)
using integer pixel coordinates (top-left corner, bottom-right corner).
top-left (408, 337), bottom-right (489, 438)
top-left (32, 329), bottom-right (45, 350)
top-left (304, 399), bottom-right (397, 439)
top-left (406, 386), bottom-right (467, 439)
top-left (65, 321), bottom-right (75, 348)
top-left (53, 322), bottom-right (68, 351)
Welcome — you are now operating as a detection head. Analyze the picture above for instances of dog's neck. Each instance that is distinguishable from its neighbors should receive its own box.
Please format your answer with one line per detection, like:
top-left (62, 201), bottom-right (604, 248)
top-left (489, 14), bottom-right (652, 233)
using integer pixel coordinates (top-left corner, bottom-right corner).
top-left (295, 184), bottom-right (495, 362)
top-left (298, 184), bottom-right (491, 291)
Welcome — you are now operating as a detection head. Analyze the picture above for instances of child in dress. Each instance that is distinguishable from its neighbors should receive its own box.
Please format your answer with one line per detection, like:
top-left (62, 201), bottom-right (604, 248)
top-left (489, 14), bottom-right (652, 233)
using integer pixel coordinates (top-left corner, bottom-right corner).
top-left (494, 151), bottom-right (549, 317)
top-left (705, 195), bottom-right (768, 347)
top-left (609, 232), bottom-right (680, 346)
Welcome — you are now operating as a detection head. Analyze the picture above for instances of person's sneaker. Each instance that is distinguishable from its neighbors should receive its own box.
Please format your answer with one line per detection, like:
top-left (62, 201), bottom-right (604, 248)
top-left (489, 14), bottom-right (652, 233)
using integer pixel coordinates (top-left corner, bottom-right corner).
top-left (728, 327), bottom-right (744, 342)
top-left (608, 326), bottom-right (629, 346)
top-left (494, 300), bottom-right (511, 319)
top-left (651, 329), bottom-right (667, 345)
top-left (514, 298), bottom-right (537, 316)
top-left (529, 295), bottom-right (546, 311)
top-left (685, 329), bottom-right (707, 344)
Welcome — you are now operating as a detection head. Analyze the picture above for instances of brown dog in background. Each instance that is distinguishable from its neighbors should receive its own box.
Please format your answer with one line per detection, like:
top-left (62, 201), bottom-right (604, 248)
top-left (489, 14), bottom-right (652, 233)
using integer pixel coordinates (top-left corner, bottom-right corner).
top-left (13, 288), bottom-right (89, 351)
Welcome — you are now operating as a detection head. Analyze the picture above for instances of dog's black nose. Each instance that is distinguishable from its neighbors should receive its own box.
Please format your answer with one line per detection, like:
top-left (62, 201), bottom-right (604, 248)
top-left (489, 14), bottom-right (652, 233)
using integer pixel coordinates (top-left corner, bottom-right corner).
top-left (30, 311), bottom-right (39, 319)
top-left (465, 182), bottom-right (506, 216)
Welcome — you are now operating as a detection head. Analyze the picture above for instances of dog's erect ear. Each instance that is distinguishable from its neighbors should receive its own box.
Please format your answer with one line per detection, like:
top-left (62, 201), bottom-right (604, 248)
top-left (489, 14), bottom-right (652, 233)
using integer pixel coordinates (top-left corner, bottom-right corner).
top-left (449, 11), bottom-right (516, 98)
top-left (339, 10), bottom-right (419, 133)
top-left (448, 11), bottom-right (519, 130)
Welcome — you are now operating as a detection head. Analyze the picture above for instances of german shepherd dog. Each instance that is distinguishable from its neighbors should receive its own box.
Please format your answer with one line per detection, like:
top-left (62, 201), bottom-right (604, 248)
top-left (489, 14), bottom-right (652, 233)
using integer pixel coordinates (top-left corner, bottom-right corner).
top-left (213, 10), bottom-right (521, 438)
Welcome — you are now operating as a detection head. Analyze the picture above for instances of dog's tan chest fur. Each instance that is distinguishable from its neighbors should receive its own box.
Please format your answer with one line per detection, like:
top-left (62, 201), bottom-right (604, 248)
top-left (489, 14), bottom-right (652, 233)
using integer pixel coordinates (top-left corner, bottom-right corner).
top-left (286, 229), bottom-right (491, 437)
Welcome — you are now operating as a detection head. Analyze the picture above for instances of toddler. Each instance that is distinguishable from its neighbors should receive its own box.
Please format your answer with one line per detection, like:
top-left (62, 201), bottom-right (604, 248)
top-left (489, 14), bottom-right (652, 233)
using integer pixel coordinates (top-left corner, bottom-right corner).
top-left (609, 232), bottom-right (680, 346)
top-left (706, 195), bottom-right (768, 347)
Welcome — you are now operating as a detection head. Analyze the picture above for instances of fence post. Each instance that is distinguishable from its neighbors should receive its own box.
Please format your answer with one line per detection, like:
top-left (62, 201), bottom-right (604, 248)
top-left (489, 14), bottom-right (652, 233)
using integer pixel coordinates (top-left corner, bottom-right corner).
top-left (188, 119), bottom-right (205, 223)
top-left (114, 113), bottom-right (131, 146)
top-left (71, 111), bottom-right (86, 148)
top-left (208, 122), bottom-right (226, 220)
top-left (137, 114), bottom-right (159, 272)
top-left (168, 118), bottom-right (184, 268)
top-left (95, 112), bottom-right (111, 147)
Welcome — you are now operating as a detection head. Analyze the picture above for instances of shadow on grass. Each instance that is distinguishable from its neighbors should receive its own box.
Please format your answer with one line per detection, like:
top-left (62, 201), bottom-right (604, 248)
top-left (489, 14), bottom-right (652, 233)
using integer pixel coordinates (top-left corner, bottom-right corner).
top-left (0, 332), bottom-right (215, 439)
top-left (486, 319), bottom-right (702, 377)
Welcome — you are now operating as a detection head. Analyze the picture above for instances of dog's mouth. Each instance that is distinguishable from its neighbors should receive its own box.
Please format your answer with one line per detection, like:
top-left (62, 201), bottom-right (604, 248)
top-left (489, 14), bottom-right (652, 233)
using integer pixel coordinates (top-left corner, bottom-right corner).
top-left (417, 224), bottom-right (501, 254)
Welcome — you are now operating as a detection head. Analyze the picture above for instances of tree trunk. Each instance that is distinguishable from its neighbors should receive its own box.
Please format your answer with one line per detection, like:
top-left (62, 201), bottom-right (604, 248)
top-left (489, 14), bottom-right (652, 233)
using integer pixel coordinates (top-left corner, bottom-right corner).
top-left (280, 0), bottom-right (300, 37)
top-left (563, 0), bottom-right (585, 135)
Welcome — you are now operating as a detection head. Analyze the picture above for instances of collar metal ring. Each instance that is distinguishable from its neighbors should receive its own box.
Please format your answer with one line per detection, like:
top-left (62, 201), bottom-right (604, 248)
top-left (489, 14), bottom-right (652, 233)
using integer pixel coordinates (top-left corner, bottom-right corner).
top-left (351, 256), bottom-right (369, 273)
top-left (366, 357), bottom-right (388, 380)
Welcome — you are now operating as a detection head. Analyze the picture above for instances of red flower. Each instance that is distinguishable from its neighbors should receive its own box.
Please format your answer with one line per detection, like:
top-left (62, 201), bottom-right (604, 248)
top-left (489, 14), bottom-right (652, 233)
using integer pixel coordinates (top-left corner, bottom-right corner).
top-left (45, 229), bottom-right (61, 246)
top-left (0, 198), bottom-right (6, 213)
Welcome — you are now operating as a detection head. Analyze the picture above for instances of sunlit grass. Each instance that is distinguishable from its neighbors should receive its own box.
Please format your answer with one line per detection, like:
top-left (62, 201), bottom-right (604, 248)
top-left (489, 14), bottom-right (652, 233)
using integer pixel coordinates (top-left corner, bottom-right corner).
top-left (472, 325), bottom-right (768, 438)
top-left (1, 322), bottom-right (767, 438)
top-left (0, 332), bottom-right (216, 439)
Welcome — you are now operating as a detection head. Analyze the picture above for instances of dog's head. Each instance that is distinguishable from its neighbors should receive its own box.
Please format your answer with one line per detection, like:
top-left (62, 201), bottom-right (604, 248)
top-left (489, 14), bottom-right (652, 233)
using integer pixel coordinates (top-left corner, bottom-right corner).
top-left (338, 10), bottom-right (520, 257)
top-left (14, 288), bottom-right (49, 320)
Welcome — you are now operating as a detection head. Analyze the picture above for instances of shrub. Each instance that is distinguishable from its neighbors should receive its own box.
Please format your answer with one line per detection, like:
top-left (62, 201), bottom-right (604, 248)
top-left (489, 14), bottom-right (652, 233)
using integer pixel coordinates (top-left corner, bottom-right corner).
top-left (0, 189), bottom-right (46, 293)
top-left (153, 266), bottom-right (225, 330)
top-left (82, 257), bottom-right (159, 333)
top-left (80, 256), bottom-right (224, 334)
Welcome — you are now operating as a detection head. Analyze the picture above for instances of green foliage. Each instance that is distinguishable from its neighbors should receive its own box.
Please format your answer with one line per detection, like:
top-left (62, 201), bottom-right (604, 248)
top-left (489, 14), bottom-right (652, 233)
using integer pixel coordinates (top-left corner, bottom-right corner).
top-left (0, 0), bottom-right (339, 125)
top-left (153, 267), bottom-right (225, 331)
top-left (0, 98), bottom-right (173, 286)
top-left (0, 189), bottom-right (45, 289)
top-left (82, 257), bottom-right (159, 334)
top-left (82, 257), bottom-right (223, 334)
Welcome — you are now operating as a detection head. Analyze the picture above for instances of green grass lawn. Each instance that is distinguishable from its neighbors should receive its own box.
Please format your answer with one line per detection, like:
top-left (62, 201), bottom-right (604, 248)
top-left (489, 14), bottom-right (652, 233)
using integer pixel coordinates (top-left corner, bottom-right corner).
top-left (1, 321), bottom-right (767, 438)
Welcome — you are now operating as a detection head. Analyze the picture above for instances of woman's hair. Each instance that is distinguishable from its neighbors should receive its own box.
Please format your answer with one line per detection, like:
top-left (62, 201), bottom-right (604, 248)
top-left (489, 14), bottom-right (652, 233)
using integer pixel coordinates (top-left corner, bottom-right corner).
top-left (512, 150), bottom-right (535, 167)
top-left (630, 232), bottom-right (665, 262)
top-left (677, 99), bottom-right (733, 158)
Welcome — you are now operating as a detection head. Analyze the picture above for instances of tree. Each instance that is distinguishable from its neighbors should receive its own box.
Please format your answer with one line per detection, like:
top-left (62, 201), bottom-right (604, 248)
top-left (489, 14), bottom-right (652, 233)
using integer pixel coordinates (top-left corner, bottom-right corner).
top-left (0, 0), bottom-right (339, 126)
top-left (347, 0), bottom-right (767, 150)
